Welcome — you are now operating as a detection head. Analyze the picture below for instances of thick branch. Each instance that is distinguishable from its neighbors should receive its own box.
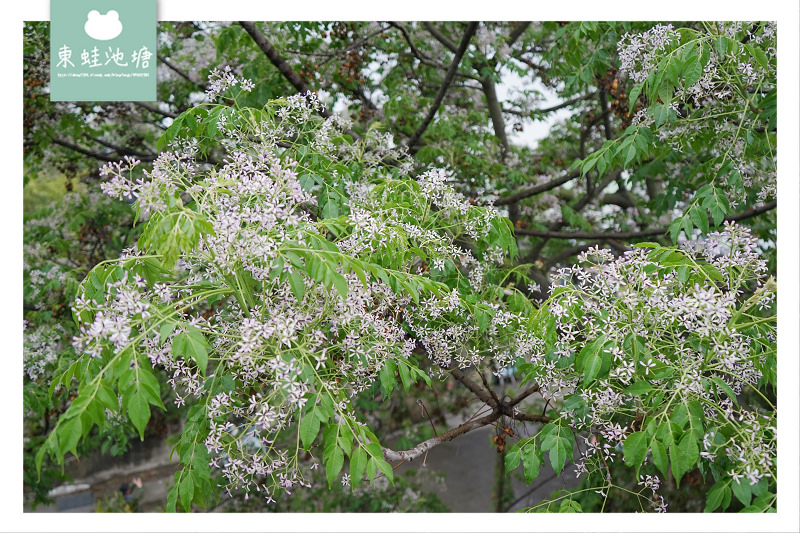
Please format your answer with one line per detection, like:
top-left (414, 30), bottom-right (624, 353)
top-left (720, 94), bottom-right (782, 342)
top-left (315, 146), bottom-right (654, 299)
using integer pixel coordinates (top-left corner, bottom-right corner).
top-left (407, 22), bottom-right (478, 154)
top-left (493, 169), bottom-right (581, 206)
top-left (387, 22), bottom-right (481, 81)
top-left (506, 22), bottom-right (532, 46)
top-left (511, 411), bottom-right (554, 424)
top-left (448, 366), bottom-right (497, 408)
top-left (533, 93), bottom-right (593, 114)
top-left (598, 86), bottom-right (614, 140)
top-left (423, 22), bottom-right (459, 53)
top-left (482, 77), bottom-right (510, 155)
top-left (238, 22), bottom-right (328, 115)
top-left (382, 411), bottom-right (500, 462)
top-left (509, 383), bottom-right (540, 406)
top-left (239, 21), bottom-right (365, 142)
top-left (516, 200), bottom-right (777, 240)
top-left (387, 22), bottom-right (442, 68)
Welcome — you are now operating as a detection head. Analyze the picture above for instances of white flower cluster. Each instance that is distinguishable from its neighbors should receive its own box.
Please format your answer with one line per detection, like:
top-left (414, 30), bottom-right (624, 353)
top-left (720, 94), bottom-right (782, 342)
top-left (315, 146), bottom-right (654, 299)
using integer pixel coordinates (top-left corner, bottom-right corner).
top-left (617, 24), bottom-right (680, 83)
top-left (23, 322), bottom-right (67, 381)
top-left (205, 65), bottom-right (254, 101)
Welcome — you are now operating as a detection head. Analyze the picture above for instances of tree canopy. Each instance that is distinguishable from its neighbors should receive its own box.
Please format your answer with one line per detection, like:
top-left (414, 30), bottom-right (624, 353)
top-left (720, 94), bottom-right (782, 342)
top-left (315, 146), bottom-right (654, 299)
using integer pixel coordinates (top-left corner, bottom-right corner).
top-left (22, 20), bottom-right (782, 520)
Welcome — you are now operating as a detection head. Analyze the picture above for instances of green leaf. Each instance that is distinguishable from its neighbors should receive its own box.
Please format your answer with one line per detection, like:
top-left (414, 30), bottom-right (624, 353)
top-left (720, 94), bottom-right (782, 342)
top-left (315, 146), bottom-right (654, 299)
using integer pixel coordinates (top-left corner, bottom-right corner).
top-left (623, 381), bottom-right (653, 396)
top-left (711, 377), bottom-right (739, 406)
top-left (541, 426), bottom-right (572, 475)
top-left (331, 271), bottom-right (348, 300)
top-left (299, 413), bottom-right (320, 450)
top-left (623, 432), bottom-right (648, 472)
top-left (350, 447), bottom-right (367, 488)
top-left (668, 217), bottom-right (682, 244)
top-left (705, 480), bottom-right (731, 512)
top-left (374, 457), bottom-right (394, 483)
top-left (522, 444), bottom-right (541, 484)
top-left (366, 457), bottom-right (377, 483)
top-left (58, 416), bottom-right (83, 457)
top-left (657, 420), bottom-right (681, 447)
top-left (628, 82), bottom-right (644, 113)
top-left (326, 446), bottom-right (344, 488)
top-left (624, 144), bottom-right (638, 166)
top-left (670, 434), bottom-right (699, 487)
top-left (167, 479), bottom-right (179, 512)
top-left (379, 359), bottom-right (396, 398)
top-left (681, 214), bottom-right (694, 239)
top-left (179, 473), bottom-right (194, 512)
top-left (127, 391), bottom-right (151, 440)
top-left (173, 326), bottom-right (209, 377)
top-left (548, 439), bottom-right (569, 475)
top-left (504, 443), bottom-right (522, 472)
top-left (745, 44), bottom-right (770, 72)
top-left (689, 205), bottom-right (710, 235)
top-left (683, 55), bottom-right (702, 88)
top-left (715, 36), bottom-right (728, 56)
top-left (558, 499), bottom-right (583, 513)
top-left (731, 477), bottom-right (752, 507)
top-left (397, 359), bottom-right (412, 392)
top-left (583, 351), bottom-right (602, 386)
top-left (288, 270), bottom-right (305, 301)
top-left (652, 103), bottom-right (671, 127)
top-left (650, 438), bottom-right (669, 478)
top-left (159, 322), bottom-right (176, 344)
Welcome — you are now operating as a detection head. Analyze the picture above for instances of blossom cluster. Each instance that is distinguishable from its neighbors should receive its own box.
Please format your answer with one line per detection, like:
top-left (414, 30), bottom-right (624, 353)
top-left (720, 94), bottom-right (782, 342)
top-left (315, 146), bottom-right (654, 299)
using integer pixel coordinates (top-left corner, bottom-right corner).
top-left (617, 24), bottom-right (680, 83)
top-left (544, 223), bottom-right (775, 498)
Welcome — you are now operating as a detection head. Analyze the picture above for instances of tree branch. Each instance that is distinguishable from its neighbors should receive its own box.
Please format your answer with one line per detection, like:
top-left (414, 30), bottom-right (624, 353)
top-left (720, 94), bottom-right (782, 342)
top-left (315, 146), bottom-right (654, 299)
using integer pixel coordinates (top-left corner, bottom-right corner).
top-left (423, 22), bottom-right (459, 53)
top-left (509, 383), bottom-right (540, 407)
top-left (502, 93), bottom-right (592, 117)
top-left (448, 366), bottom-right (497, 408)
top-left (506, 22), bottom-right (532, 46)
top-left (493, 169), bottom-right (581, 206)
top-left (84, 134), bottom-right (155, 160)
top-left (238, 22), bottom-right (327, 114)
top-left (382, 411), bottom-right (500, 462)
top-left (134, 101), bottom-right (178, 119)
top-left (406, 22), bottom-right (479, 154)
top-left (482, 77), bottom-right (510, 155)
top-left (157, 54), bottom-right (207, 89)
top-left (515, 200), bottom-right (777, 240)
top-left (51, 138), bottom-right (155, 163)
top-left (511, 411), bottom-right (554, 424)
top-left (239, 21), bottom-right (364, 142)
